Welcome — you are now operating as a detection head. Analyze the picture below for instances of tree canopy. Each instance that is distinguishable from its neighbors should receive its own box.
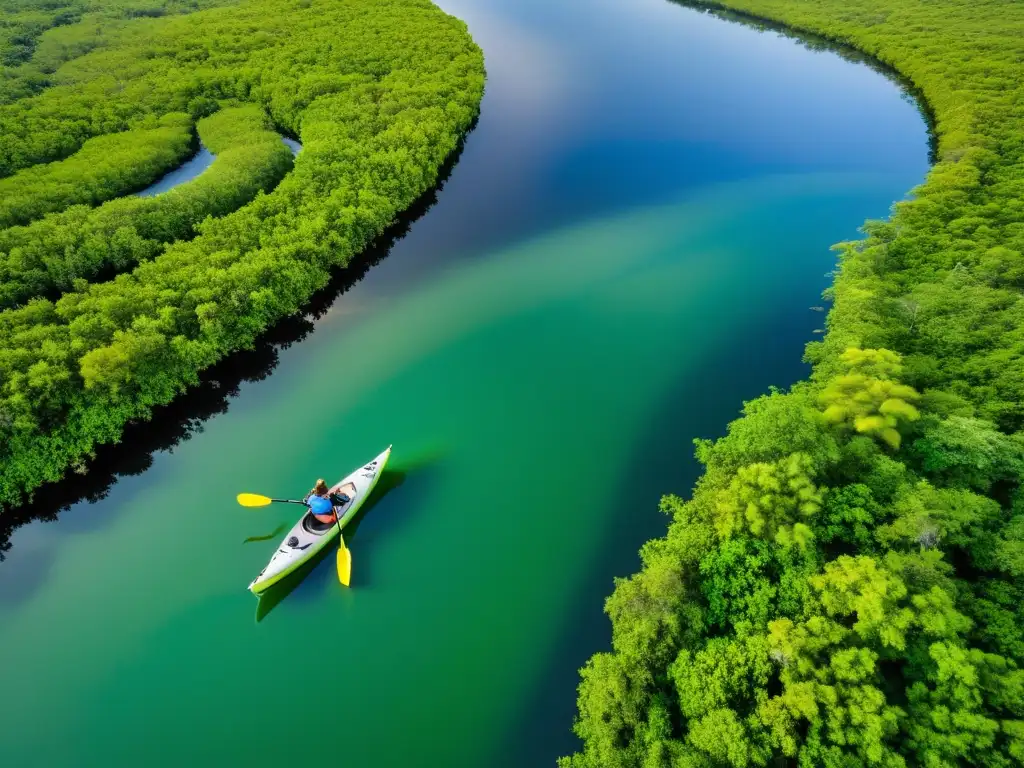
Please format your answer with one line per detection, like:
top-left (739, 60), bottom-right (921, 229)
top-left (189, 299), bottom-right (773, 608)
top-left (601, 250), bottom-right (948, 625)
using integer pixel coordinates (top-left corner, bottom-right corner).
top-left (0, 114), bottom-right (194, 228)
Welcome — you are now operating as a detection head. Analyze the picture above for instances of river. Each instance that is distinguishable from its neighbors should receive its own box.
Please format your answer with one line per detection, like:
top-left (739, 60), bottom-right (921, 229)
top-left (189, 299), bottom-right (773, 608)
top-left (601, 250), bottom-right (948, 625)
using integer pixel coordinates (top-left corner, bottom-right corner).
top-left (0, 0), bottom-right (928, 765)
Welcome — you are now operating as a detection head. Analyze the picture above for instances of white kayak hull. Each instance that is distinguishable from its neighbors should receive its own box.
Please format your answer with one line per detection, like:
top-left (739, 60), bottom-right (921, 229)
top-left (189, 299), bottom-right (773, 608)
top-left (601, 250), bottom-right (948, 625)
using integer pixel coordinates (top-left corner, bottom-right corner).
top-left (248, 446), bottom-right (391, 594)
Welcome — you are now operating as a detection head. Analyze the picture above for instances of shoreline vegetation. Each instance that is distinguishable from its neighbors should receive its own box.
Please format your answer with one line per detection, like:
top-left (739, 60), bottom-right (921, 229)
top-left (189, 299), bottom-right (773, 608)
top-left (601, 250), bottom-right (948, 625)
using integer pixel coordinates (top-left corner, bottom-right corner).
top-left (0, 0), bottom-right (485, 511)
top-left (564, 1), bottom-right (1024, 766)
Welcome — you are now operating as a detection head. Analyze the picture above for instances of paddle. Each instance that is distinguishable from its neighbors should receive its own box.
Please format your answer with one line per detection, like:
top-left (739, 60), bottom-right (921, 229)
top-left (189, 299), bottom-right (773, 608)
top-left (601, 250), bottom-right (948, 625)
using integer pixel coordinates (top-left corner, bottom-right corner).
top-left (236, 493), bottom-right (307, 507)
top-left (331, 489), bottom-right (352, 587)
top-left (337, 531), bottom-right (352, 587)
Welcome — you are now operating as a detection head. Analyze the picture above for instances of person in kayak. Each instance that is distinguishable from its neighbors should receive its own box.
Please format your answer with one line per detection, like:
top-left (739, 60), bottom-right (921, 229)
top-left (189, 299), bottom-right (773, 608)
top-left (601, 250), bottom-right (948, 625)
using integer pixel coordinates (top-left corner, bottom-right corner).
top-left (305, 493), bottom-right (335, 525)
top-left (306, 479), bottom-right (351, 525)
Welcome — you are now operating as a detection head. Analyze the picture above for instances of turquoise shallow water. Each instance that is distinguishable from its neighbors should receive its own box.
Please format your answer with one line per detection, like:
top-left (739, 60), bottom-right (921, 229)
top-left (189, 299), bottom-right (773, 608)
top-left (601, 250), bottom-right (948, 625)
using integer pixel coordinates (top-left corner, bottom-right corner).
top-left (0, 0), bottom-right (929, 765)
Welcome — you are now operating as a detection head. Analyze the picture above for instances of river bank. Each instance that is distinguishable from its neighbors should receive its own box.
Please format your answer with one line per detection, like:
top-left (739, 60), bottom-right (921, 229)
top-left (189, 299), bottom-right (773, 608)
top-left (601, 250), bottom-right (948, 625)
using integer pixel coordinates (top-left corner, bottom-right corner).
top-left (564, 1), bottom-right (1024, 765)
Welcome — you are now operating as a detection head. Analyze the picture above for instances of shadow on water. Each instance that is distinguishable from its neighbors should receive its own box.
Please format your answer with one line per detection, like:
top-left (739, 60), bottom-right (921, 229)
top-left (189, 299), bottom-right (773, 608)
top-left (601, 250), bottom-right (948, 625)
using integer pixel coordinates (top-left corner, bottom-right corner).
top-left (0, 118), bottom-right (478, 562)
top-left (341, 453), bottom-right (447, 590)
top-left (674, 0), bottom-right (939, 162)
top-left (243, 522), bottom-right (287, 545)
top-left (344, 442), bottom-right (451, 541)
top-left (344, 468), bottom-right (409, 540)
top-left (254, 543), bottom-right (335, 624)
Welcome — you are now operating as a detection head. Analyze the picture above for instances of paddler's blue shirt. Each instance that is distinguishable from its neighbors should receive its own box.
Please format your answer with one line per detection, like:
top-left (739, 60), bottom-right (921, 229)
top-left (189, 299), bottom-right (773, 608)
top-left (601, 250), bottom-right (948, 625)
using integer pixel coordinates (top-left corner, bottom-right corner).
top-left (307, 495), bottom-right (334, 515)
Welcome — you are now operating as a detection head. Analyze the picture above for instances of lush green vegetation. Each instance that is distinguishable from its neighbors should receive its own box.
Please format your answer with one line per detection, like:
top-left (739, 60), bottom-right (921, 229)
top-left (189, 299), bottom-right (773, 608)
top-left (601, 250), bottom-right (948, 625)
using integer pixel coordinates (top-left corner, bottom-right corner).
top-left (563, 1), bottom-right (1024, 766)
top-left (0, 114), bottom-right (194, 228)
top-left (0, 105), bottom-right (294, 307)
top-left (0, 0), bottom-right (484, 508)
top-left (0, 0), bottom-right (224, 103)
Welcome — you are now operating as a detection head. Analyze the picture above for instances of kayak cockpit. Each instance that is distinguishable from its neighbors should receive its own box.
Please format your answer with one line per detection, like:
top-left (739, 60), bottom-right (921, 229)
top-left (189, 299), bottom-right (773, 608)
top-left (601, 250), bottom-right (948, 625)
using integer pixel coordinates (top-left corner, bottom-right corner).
top-left (302, 513), bottom-right (335, 534)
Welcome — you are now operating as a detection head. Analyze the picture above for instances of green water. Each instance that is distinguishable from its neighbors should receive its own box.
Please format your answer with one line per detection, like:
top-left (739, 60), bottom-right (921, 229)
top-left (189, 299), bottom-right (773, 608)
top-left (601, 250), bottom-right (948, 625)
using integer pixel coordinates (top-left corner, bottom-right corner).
top-left (0, 0), bottom-right (929, 764)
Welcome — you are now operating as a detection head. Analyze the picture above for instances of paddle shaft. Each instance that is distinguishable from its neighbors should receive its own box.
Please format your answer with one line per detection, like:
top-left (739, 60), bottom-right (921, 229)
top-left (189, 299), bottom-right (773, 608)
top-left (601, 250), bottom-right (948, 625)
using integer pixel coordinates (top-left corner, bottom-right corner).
top-left (335, 500), bottom-right (345, 549)
top-left (333, 495), bottom-right (350, 586)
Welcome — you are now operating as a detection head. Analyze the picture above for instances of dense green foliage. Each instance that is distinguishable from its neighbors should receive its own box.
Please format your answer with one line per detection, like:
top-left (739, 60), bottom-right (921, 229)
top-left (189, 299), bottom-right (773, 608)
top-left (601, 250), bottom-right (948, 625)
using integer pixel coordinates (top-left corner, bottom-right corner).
top-left (0, 105), bottom-right (294, 307)
top-left (0, 0), bottom-right (483, 508)
top-left (564, 1), bottom-right (1024, 766)
top-left (0, 113), bottom-right (193, 227)
top-left (0, 0), bottom-right (224, 103)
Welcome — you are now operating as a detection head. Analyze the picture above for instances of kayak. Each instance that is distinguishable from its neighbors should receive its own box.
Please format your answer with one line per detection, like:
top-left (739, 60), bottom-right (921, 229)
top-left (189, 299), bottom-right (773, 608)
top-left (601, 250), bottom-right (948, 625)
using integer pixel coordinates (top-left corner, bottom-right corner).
top-left (248, 445), bottom-right (392, 594)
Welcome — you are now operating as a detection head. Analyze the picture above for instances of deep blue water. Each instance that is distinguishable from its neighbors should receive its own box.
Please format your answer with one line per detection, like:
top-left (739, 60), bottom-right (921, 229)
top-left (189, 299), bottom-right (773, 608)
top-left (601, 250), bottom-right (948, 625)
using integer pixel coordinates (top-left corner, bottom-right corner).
top-left (364, 0), bottom-right (930, 296)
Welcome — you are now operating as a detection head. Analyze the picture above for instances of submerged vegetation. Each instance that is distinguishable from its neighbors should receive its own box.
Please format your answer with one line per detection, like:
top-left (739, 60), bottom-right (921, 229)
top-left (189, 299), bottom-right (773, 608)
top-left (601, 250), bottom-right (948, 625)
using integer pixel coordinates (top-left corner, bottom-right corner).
top-left (0, 0), bottom-right (484, 509)
top-left (565, 0), bottom-right (1024, 766)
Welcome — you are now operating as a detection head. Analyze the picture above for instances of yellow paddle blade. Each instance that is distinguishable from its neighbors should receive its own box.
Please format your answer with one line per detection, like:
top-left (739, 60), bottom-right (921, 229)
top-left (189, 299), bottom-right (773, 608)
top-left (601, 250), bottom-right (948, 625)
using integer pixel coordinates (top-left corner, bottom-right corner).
top-left (337, 537), bottom-right (352, 587)
top-left (237, 493), bottom-right (273, 507)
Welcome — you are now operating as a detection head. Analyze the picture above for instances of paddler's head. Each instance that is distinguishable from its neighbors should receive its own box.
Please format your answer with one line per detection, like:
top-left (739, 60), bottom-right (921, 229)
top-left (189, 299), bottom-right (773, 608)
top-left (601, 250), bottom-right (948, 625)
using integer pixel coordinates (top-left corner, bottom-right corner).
top-left (313, 478), bottom-right (328, 495)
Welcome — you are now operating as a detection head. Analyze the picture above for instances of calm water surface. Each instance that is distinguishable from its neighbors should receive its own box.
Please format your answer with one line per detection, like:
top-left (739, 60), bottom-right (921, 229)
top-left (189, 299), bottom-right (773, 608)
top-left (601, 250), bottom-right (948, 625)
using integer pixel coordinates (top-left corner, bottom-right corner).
top-left (136, 145), bottom-right (215, 197)
top-left (0, 0), bottom-right (928, 765)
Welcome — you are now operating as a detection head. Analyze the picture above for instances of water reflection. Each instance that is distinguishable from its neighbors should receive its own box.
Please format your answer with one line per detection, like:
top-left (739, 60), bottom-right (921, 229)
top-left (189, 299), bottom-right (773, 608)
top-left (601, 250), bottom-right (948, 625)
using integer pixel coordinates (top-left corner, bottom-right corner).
top-left (671, 0), bottom-right (938, 160)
